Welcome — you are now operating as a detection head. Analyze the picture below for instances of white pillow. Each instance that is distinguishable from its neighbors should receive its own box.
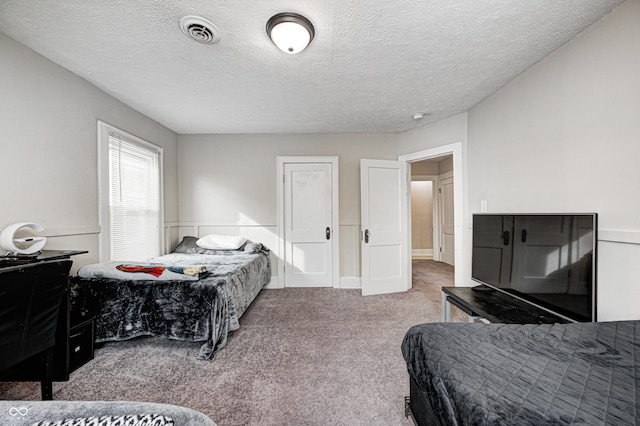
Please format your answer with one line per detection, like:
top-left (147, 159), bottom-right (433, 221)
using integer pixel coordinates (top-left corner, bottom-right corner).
top-left (196, 234), bottom-right (247, 250)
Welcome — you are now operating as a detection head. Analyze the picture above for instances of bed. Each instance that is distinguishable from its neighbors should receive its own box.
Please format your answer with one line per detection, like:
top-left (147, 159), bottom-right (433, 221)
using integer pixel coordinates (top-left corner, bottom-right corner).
top-left (0, 400), bottom-right (216, 426)
top-left (70, 236), bottom-right (270, 361)
top-left (402, 321), bottom-right (639, 426)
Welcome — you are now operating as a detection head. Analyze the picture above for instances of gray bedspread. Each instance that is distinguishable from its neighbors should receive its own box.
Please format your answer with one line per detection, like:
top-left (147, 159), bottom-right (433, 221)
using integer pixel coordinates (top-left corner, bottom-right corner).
top-left (70, 250), bottom-right (270, 361)
top-left (0, 400), bottom-right (216, 426)
top-left (402, 321), bottom-right (639, 426)
top-left (0, 401), bottom-right (216, 426)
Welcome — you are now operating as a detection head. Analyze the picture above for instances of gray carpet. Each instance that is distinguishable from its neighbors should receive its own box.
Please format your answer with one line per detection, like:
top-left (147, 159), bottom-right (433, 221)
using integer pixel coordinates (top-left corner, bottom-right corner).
top-left (1, 260), bottom-right (463, 425)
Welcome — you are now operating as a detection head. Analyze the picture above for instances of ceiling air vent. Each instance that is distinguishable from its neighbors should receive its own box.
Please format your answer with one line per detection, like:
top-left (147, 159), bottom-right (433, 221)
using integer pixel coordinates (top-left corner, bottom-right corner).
top-left (180, 16), bottom-right (220, 44)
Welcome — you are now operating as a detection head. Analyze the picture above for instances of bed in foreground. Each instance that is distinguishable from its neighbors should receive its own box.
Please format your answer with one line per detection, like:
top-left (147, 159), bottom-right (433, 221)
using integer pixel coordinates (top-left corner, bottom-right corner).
top-left (402, 321), bottom-right (639, 426)
top-left (71, 237), bottom-right (270, 361)
top-left (0, 400), bottom-right (216, 426)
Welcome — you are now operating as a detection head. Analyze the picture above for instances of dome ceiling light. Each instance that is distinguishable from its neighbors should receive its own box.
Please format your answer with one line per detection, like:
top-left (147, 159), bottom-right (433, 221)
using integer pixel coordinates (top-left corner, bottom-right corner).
top-left (266, 13), bottom-right (315, 54)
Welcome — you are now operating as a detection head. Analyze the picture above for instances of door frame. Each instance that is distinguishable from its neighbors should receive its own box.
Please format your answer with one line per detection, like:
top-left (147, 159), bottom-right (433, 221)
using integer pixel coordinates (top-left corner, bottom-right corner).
top-left (399, 142), bottom-right (464, 287)
top-left (277, 156), bottom-right (340, 289)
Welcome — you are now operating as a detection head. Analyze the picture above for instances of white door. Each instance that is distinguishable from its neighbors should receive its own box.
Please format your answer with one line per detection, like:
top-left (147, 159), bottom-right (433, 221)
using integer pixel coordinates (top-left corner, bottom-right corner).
top-left (284, 163), bottom-right (333, 287)
top-left (360, 159), bottom-right (408, 296)
top-left (438, 176), bottom-right (455, 265)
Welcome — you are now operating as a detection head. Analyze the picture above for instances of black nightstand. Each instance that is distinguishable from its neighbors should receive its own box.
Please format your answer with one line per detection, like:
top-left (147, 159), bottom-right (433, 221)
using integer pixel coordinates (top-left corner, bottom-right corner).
top-left (68, 315), bottom-right (95, 373)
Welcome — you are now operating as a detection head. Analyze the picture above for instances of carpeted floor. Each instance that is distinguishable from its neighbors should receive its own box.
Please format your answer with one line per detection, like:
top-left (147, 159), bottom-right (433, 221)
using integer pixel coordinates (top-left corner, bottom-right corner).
top-left (1, 260), bottom-right (465, 425)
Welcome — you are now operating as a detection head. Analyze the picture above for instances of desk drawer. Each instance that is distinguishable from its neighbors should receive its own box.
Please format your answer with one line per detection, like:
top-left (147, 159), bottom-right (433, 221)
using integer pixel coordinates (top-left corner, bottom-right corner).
top-left (69, 320), bottom-right (94, 372)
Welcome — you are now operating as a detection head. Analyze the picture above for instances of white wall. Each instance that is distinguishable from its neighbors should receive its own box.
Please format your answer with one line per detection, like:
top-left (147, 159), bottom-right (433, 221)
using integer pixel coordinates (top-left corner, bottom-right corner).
top-left (410, 161), bottom-right (438, 256)
top-left (438, 156), bottom-right (453, 175)
top-left (0, 32), bottom-right (179, 271)
top-left (410, 181), bottom-right (433, 253)
top-left (467, 0), bottom-right (640, 320)
top-left (411, 161), bottom-right (439, 176)
top-left (177, 133), bottom-right (398, 287)
top-left (398, 114), bottom-right (468, 157)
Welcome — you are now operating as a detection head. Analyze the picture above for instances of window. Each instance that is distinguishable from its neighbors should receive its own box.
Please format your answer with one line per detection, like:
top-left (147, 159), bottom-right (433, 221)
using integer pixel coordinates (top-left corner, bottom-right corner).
top-left (98, 122), bottom-right (163, 261)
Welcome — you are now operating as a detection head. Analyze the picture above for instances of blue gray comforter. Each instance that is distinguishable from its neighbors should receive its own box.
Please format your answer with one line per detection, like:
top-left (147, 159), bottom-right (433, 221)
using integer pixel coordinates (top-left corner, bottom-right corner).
top-left (402, 321), bottom-right (639, 425)
top-left (70, 250), bottom-right (270, 361)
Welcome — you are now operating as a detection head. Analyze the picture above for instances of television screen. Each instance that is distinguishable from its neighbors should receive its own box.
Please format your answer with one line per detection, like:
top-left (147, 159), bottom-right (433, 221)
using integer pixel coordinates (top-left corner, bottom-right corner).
top-left (472, 213), bottom-right (597, 322)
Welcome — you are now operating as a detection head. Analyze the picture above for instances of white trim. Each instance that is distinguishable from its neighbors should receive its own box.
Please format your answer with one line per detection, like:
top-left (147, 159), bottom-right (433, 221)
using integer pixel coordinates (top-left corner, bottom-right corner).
top-left (340, 277), bottom-right (361, 289)
top-left (277, 156), bottom-right (340, 289)
top-left (399, 142), bottom-right (464, 287)
top-left (42, 226), bottom-right (101, 237)
top-left (439, 170), bottom-right (454, 180)
top-left (175, 222), bottom-right (278, 228)
top-left (599, 230), bottom-right (640, 245)
top-left (97, 121), bottom-right (165, 262)
top-left (263, 275), bottom-right (280, 289)
top-left (399, 144), bottom-right (461, 162)
top-left (412, 249), bottom-right (434, 258)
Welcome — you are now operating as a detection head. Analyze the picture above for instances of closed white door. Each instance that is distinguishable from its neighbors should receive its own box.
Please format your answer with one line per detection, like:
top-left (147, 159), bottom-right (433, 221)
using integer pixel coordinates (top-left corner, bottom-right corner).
top-left (360, 159), bottom-right (408, 296)
top-left (439, 176), bottom-right (455, 265)
top-left (284, 163), bottom-right (333, 287)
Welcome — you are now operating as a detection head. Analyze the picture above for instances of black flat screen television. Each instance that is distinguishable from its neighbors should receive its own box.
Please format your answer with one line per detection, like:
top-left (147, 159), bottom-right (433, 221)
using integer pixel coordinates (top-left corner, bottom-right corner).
top-left (471, 213), bottom-right (597, 322)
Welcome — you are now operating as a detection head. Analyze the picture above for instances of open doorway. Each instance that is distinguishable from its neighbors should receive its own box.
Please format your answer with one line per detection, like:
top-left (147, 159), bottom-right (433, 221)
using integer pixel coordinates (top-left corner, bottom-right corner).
top-left (410, 179), bottom-right (434, 259)
top-left (410, 155), bottom-right (454, 266)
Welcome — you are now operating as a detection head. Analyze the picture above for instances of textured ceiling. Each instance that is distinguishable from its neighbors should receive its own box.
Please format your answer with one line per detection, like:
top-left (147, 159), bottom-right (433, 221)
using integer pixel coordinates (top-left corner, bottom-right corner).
top-left (0, 0), bottom-right (624, 134)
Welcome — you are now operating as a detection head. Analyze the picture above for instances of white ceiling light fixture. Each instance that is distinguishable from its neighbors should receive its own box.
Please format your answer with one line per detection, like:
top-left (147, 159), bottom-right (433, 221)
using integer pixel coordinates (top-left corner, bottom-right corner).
top-left (180, 16), bottom-right (220, 44)
top-left (412, 112), bottom-right (426, 120)
top-left (266, 13), bottom-right (315, 54)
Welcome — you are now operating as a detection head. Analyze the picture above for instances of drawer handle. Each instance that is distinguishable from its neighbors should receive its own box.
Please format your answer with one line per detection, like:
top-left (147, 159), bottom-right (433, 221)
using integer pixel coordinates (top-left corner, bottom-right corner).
top-left (73, 345), bottom-right (82, 353)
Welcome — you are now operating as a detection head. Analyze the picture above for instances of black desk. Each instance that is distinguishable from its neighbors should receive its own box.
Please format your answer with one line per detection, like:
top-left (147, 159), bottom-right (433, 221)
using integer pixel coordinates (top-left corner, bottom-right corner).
top-left (0, 250), bottom-right (87, 267)
top-left (442, 286), bottom-right (571, 324)
top-left (0, 250), bottom-right (93, 386)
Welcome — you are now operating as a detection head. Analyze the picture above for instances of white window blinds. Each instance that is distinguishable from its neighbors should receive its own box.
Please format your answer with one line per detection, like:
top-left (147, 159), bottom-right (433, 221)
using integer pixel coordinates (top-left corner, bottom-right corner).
top-left (108, 132), bottom-right (161, 261)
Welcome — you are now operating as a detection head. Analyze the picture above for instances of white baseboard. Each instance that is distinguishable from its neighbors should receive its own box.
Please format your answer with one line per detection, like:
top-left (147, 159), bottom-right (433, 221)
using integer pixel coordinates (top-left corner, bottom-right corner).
top-left (263, 276), bottom-right (281, 289)
top-left (265, 277), bottom-right (360, 289)
top-left (340, 277), bottom-right (361, 289)
top-left (412, 249), bottom-right (433, 258)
